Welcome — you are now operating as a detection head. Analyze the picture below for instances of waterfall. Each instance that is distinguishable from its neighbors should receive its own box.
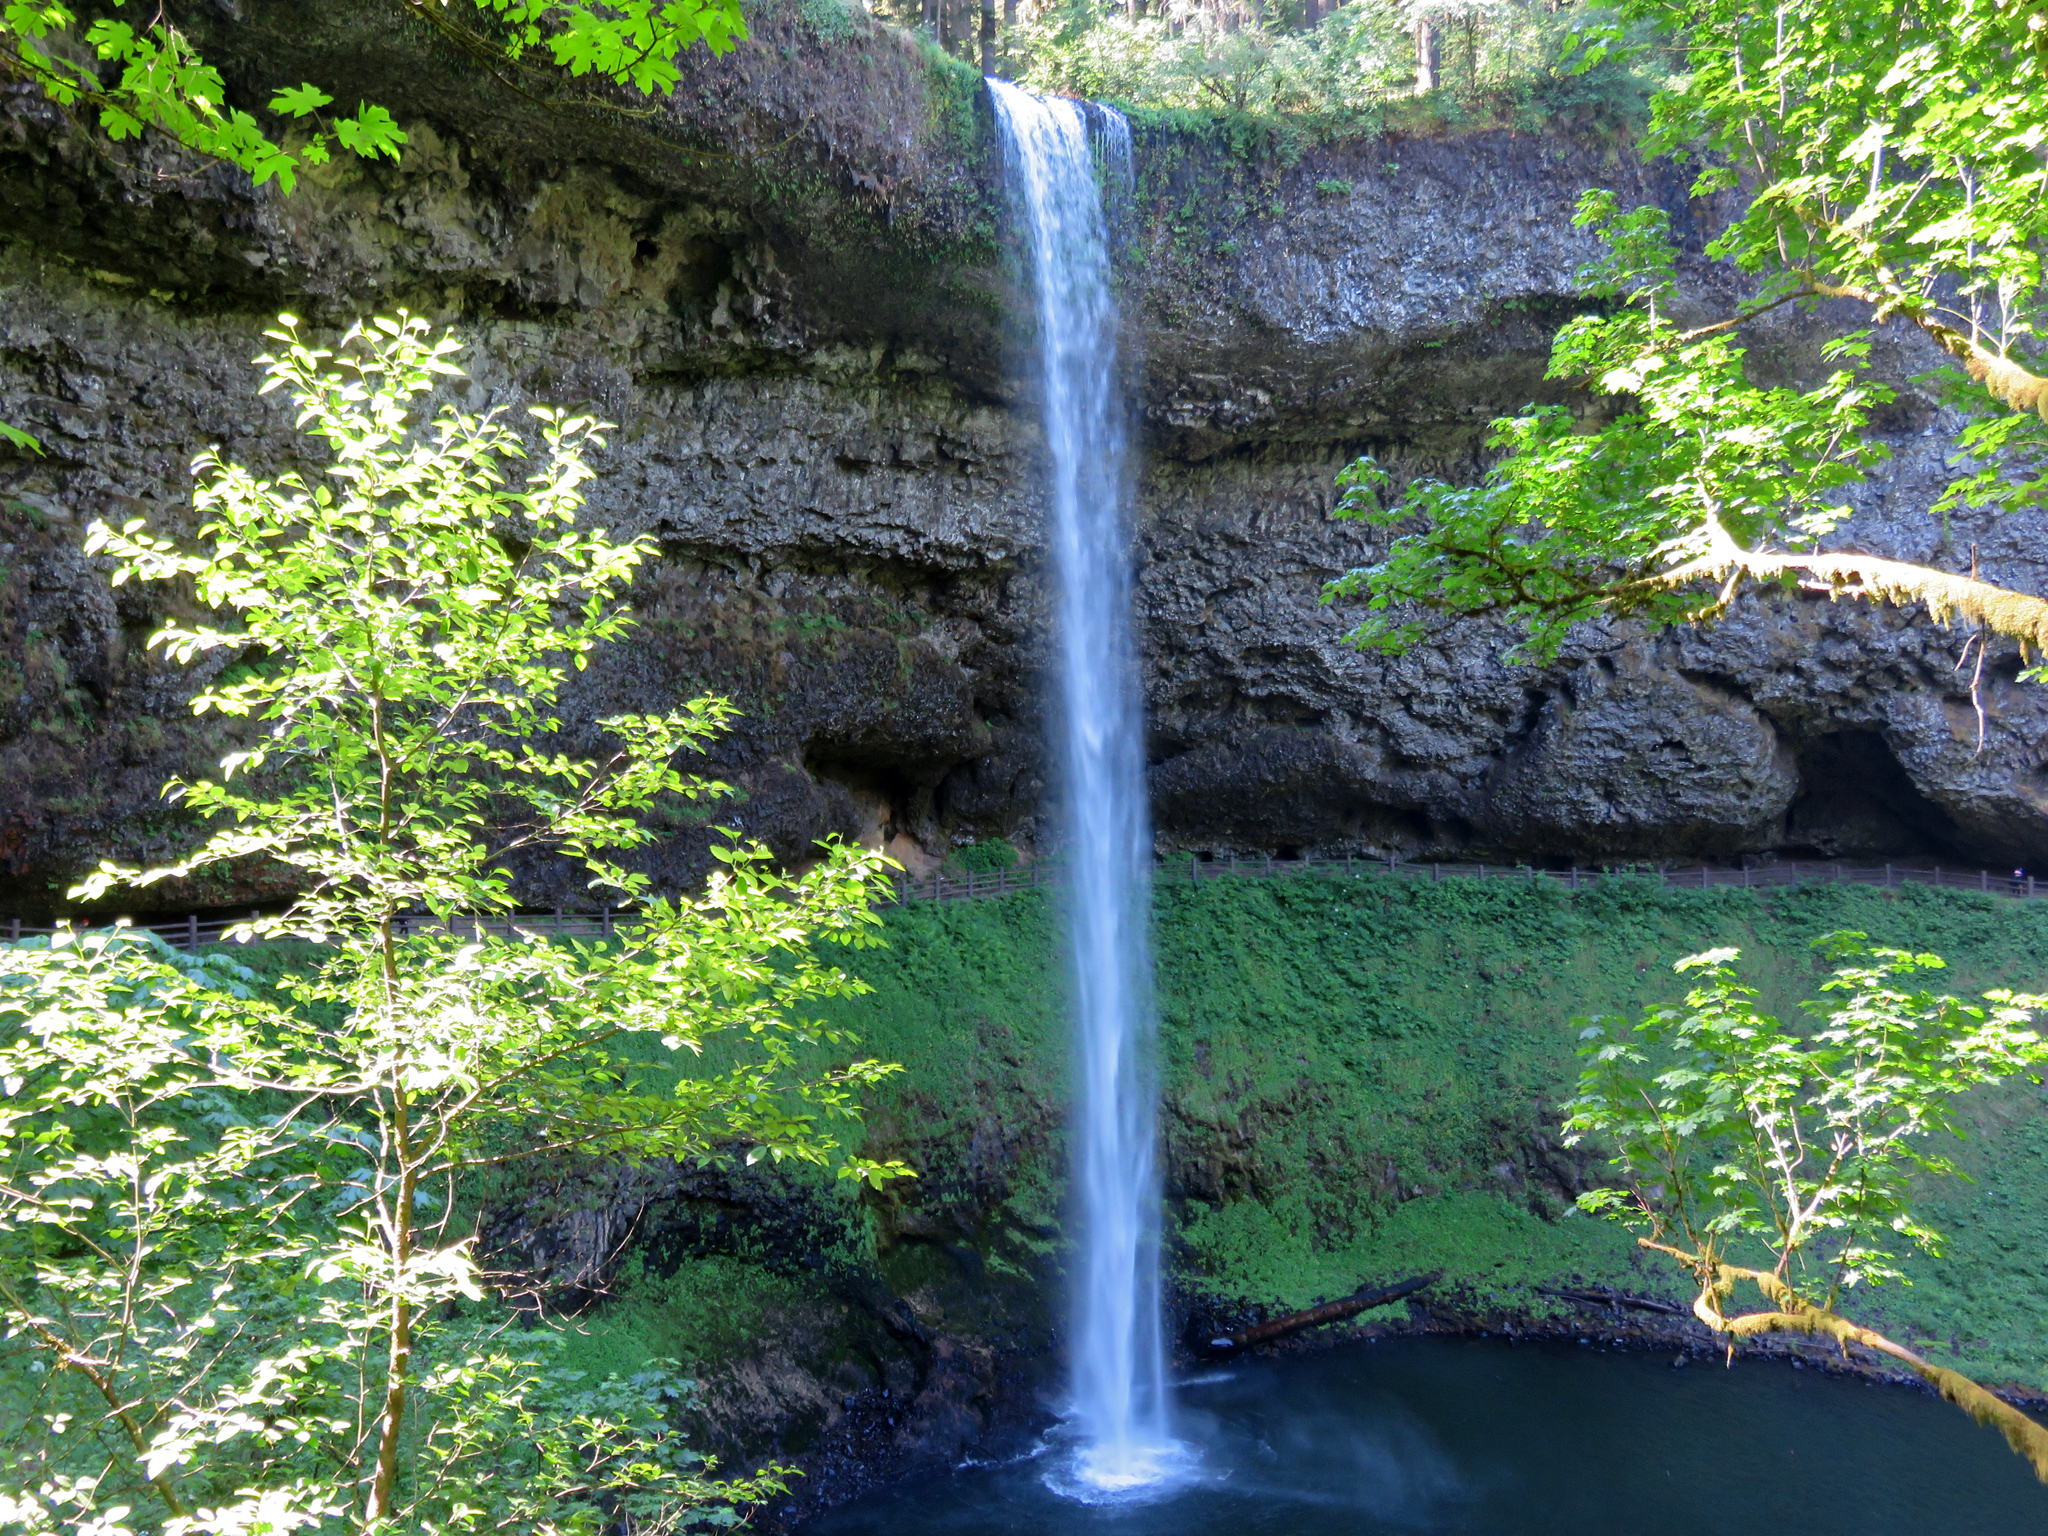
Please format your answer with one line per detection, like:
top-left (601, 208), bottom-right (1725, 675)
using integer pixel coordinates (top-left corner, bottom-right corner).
top-left (988, 78), bottom-right (1182, 1498)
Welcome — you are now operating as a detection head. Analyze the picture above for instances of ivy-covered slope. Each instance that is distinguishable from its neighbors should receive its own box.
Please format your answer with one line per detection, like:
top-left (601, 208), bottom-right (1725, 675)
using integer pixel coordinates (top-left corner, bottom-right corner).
top-left (166, 879), bottom-right (2048, 1524)
top-left (825, 875), bottom-right (2048, 1379)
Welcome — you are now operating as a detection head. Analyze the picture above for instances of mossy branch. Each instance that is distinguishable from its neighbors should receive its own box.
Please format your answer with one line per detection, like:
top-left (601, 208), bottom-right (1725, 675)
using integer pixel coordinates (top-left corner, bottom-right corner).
top-left (1617, 519), bottom-right (2048, 658)
top-left (1643, 1240), bottom-right (2048, 1482)
top-left (1807, 278), bottom-right (2048, 422)
top-left (1670, 268), bottom-right (2048, 422)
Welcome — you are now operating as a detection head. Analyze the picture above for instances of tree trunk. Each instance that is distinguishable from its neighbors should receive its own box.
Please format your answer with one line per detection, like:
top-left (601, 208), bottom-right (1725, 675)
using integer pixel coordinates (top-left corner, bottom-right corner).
top-left (1198, 1273), bottom-right (1441, 1357)
top-left (1303, 0), bottom-right (1319, 27)
top-left (1415, 17), bottom-right (1440, 92)
top-left (981, 0), bottom-right (996, 73)
top-left (369, 1103), bottom-right (417, 1524)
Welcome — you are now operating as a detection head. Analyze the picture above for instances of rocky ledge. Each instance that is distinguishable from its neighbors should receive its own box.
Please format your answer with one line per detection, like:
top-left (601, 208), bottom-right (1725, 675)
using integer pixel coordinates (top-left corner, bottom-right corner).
top-left (2, 0), bottom-right (2044, 912)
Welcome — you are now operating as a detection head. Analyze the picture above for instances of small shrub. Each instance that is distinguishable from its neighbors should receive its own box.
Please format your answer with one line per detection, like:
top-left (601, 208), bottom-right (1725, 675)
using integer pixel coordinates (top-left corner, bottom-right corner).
top-left (946, 837), bottom-right (1021, 874)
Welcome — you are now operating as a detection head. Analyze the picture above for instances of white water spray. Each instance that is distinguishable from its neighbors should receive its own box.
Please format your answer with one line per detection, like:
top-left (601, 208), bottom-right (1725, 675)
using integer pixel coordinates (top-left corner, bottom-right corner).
top-left (988, 78), bottom-right (1182, 1498)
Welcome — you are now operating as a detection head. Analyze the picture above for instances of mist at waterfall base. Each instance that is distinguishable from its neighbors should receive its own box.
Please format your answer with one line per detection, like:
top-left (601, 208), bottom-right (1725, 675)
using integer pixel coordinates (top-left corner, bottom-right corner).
top-left (802, 1336), bottom-right (2044, 1535)
top-left (986, 78), bottom-right (1185, 1502)
top-left (937, 77), bottom-right (2037, 1536)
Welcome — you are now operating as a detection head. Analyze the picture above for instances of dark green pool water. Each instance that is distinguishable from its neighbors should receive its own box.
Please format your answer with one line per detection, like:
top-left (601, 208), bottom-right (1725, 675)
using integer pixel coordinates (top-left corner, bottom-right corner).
top-left (803, 1336), bottom-right (2045, 1535)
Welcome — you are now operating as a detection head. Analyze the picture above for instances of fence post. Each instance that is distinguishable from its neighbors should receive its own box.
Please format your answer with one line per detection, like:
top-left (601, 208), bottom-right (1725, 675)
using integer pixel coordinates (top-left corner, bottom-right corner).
top-left (1885, 864), bottom-right (1893, 889)
top-left (1478, 864), bottom-right (1485, 881)
top-left (1346, 853), bottom-right (1353, 877)
top-left (185, 913), bottom-right (198, 950)
top-left (935, 873), bottom-right (944, 902)
top-left (1702, 867), bottom-right (1709, 891)
top-left (7, 917), bottom-right (16, 943)
top-left (1264, 853), bottom-right (1272, 877)
top-left (1570, 867), bottom-right (1578, 891)
top-left (1191, 856), bottom-right (1199, 884)
top-left (1432, 863), bottom-right (1440, 882)
top-left (1983, 870), bottom-right (1989, 893)
top-left (602, 906), bottom-right (614, 939)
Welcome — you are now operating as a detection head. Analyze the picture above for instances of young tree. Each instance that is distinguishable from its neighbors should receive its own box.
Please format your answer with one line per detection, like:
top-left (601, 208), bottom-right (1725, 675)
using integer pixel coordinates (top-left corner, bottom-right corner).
top-left (1327, 0), bottom-right (2048, 664)
top-left (0, 313), bottom-right (906, 1534)
top-left (1564, 933), bottom-right (2048, 1477)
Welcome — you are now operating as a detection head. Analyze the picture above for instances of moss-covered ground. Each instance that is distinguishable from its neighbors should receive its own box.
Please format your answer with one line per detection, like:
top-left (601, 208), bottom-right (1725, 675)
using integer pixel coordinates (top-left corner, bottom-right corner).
top-left (175, 877), bottom-right (2048, 1399)
top-left (808, 873), bottom-right (2048, 1387)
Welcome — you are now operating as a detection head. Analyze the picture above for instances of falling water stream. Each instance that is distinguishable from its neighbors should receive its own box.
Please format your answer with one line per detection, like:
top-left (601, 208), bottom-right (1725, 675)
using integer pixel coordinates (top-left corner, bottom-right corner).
top-left (986, 78), bottom-right (1183, 1498)
top-left (800, 77), bottom-right (2048, 1536)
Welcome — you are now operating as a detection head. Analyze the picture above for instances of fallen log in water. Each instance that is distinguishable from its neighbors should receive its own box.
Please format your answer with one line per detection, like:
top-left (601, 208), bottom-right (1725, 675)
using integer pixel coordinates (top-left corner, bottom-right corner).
top-left (1536, 1284), bottom-right (1689, 1317)
top-left (1196, 1271), bottom-right (1442, 1358)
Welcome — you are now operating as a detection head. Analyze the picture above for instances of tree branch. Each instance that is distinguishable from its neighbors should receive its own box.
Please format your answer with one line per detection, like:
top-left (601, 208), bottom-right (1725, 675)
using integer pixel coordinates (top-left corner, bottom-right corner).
top-left (1809, 279), bottom-right (2048, 419)
top-left (1671, 286), bottom-right (1814, 345)
top-left (1643, 1241), bottom-right (2048, 1481)
top-left (1620, 537), bottom-right (2048, 658)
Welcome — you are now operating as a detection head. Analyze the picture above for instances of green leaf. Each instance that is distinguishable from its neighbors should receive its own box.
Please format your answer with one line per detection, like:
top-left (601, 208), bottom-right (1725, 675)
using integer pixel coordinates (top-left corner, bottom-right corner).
top-left (268, 82), bottom-right (334, 118)
top-left (333, 103), bottom-right (406, 160)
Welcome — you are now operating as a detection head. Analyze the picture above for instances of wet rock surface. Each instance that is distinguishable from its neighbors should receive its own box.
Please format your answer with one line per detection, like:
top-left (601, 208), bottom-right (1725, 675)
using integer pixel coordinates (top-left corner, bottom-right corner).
top-left (3, 0), bottom-right (2046, 917)
top-left (480, 1090), bottom-right (1069, 1530)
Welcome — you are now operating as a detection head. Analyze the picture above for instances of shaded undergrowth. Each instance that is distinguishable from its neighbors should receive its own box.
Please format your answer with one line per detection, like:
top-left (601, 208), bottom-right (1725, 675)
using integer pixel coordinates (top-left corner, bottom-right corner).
top-left (825, 874), bottom-right (2048, 1386)
top-left (176, 878), bottom-right (2048, 1392)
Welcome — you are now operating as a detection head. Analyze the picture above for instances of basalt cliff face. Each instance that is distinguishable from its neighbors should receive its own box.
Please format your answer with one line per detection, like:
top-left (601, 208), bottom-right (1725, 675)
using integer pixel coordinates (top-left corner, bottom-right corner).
top-left (2, 1), bottom-right (2044, 912)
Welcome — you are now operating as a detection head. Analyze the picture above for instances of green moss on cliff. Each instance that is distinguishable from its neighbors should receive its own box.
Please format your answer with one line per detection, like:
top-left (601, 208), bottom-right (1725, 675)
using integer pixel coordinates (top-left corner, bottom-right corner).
top-left (557, 1252), bottom-right (828, 1382)
top-left (826, 874), bottom-right (2048, 1381)
top-left (196, 877), bottom-right (2048, 1394)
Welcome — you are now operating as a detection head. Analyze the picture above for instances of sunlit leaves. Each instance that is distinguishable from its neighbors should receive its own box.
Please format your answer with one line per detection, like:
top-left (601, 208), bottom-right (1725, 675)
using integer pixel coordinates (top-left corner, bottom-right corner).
top-left (1325, 326), bottom-right (1888, 660)
top-left (266, 82), bottom-right (333, 119)
top-left (0, 0), bottom-right (743, 195)
top-left (331, 103), bottom-right (406, 161)
top-left (1325, 0), bottom-right (2048, 661)
top-left (482, 0), bottom-right (747, 93)
top-left (3, 315), bottom-right (906, 1530)
top-left (1562, 933), bottom-right (2048, 1297)
top-left (1642, 0), bottom-right (2046, 395)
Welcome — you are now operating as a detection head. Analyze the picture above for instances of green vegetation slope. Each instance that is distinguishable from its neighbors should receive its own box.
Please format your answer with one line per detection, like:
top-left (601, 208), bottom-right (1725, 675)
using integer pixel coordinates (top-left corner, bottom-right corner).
top-left (824, 873), bottom-right (2048, 1389)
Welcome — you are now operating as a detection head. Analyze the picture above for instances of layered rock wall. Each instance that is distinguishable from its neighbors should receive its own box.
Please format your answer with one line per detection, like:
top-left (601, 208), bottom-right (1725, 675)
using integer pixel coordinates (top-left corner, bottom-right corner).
top-left (2, 0), bottom-right (2043, 911)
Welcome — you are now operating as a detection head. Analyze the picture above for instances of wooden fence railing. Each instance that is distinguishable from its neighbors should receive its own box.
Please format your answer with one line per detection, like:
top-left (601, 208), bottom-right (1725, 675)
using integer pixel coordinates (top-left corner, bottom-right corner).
top-left (889, 854), bottom-right (2042, 904)
top-left (3, 857), bottom-right (2039, 950)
